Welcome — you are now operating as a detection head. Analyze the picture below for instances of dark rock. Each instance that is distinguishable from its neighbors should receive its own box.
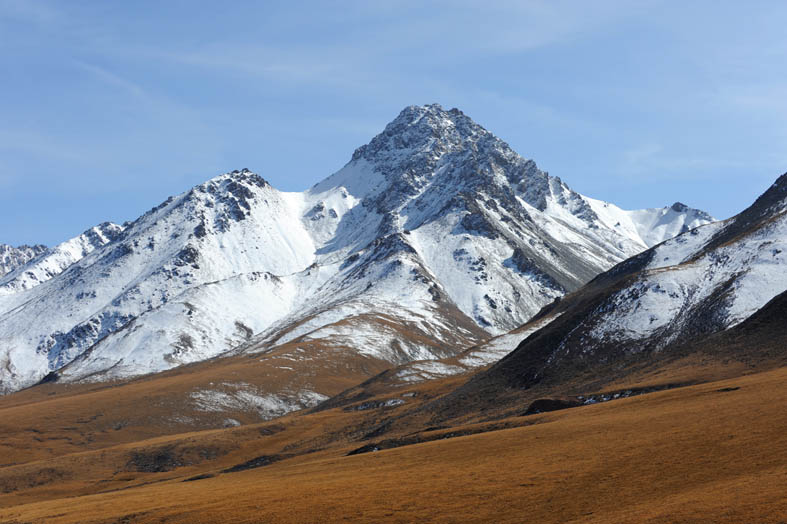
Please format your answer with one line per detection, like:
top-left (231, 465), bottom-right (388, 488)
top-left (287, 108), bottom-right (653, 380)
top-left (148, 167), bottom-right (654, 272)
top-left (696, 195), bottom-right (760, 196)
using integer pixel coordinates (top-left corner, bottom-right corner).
top-left (523, 398), bottom-right (582, 415)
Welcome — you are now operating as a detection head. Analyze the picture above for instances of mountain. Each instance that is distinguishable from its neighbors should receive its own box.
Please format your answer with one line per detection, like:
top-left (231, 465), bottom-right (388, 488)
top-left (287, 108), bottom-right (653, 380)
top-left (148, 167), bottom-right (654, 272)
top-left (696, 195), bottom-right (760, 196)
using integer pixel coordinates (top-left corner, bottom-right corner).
top-left (0, 104), bottom-right (712, 396)
top-left (444, 172), bottom-right (787, 411)
top-left (0, 244), bottom-right (47, 278)
top-left (0, 222), bottom-right (124, 295)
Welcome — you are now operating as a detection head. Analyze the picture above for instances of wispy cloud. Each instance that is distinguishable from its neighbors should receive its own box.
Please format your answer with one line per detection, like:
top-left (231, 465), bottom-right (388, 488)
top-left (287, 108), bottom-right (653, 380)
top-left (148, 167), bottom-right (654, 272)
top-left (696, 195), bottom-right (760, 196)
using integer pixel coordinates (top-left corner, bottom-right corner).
top-left (615, 140), bottom-right (779, 183)
top-left (103, 0), bottom-right (651, 93)
top-left (0, 128), bottom-right (87, 190)
top-left (351, 0), bottom-right (656, 55)
top-left (0, 128), bottom-right (84, 161)
top-left (621, 143), bottom-right (663, 171)
top-left (149, 43), bottom-right (365, 87)
top-left (72, 60), bottom-right (148, 99)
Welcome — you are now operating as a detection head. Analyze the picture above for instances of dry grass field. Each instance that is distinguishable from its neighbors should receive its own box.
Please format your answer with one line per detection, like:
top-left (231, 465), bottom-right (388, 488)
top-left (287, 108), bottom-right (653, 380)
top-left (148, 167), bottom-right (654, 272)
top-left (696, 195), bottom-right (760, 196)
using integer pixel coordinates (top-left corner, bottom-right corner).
top-left (0, 363), bottom-right (785, 523)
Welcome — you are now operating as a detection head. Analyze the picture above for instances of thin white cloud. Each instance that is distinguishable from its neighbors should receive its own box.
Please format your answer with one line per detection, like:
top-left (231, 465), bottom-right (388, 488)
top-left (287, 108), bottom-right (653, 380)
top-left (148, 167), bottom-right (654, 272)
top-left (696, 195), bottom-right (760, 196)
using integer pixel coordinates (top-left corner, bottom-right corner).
top-left (72, 60), bottom-right (148, 99)
top-left (351, 0), bottom-right (658, 54)
top-left (615, 141), bottom-right (777, 182)
top-left (622, 143), bottom-right (663, 170)
top-left (0, 128), bottom-right (83, 161)
top-left (100, 0), bottom-right (655, 93)
top-left (155, 44), bottom-right (346, 79)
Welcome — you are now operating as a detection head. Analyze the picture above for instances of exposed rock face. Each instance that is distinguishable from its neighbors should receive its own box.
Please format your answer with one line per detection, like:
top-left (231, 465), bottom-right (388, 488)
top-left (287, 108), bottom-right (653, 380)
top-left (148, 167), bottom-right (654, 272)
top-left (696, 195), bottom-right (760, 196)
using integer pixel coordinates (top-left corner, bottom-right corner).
top-left (0, 104), bottom-right (713, 395)
top-left (0, 244), bottom-right (47, 278)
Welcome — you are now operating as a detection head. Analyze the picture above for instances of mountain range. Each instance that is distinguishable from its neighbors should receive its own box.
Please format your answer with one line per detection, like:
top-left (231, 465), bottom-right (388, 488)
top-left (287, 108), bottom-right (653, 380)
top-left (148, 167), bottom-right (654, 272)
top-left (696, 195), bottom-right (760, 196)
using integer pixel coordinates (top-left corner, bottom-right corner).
top-left (417, 172), bottom-right (787, 420)
top-left (306, 170), bottom-right (787, 440)
top-left (0, 104), bottom-right (713, 397)
top-left (1, 104), bottom-right (785, 524)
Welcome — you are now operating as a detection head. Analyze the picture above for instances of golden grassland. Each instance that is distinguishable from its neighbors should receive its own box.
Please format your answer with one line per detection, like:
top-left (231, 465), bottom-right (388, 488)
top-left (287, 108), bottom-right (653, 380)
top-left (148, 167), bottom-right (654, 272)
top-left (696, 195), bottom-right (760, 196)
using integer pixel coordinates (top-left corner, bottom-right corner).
top-left (0, 363), bottom-right (785, 523)
top-left (0, 342), bottom-right (399, 465)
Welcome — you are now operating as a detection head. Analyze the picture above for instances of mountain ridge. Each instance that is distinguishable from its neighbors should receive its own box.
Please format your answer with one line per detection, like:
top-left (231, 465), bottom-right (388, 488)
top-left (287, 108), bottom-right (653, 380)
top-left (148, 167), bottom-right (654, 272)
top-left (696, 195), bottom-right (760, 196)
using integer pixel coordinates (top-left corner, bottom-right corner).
top-left (0, 222), bottom-right (123, 295)
top-left (0, 244), bottom-right (47, 279)
top-left (0, 104), bottom-right (713, 399)
top-left (431, 170), bottom-right (787, 417)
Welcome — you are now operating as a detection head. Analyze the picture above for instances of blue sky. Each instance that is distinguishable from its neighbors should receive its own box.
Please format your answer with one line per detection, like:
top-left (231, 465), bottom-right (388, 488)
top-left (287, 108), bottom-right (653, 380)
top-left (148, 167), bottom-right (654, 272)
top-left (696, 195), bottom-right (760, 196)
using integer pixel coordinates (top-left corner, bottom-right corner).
top-left (2, 1), bottom-right (786, 246)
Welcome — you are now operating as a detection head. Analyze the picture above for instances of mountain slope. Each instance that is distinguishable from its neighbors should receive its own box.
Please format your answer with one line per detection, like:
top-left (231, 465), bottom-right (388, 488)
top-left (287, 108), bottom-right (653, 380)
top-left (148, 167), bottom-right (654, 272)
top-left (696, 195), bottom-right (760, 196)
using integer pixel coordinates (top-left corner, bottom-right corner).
top-left (445, 172), bottom-right (787, 409)
top-left (0, 222), bottom-right (124, 295)
top-left (0, 104), bottom-right (712, 395)
top-left (0, 244), bottom-right (47, 278)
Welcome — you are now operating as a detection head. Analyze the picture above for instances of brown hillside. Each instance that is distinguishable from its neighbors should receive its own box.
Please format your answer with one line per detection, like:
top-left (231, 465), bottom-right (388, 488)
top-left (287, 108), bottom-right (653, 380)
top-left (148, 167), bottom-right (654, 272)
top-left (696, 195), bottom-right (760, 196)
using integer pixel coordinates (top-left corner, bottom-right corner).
top-left (0, 367), bottom-right (784, 523)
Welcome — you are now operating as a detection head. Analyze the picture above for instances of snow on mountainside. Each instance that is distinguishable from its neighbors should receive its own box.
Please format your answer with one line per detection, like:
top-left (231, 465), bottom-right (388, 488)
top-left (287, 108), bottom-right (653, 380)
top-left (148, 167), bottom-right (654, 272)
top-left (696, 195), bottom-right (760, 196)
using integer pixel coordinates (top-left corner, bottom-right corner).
top-left (0, 104), bottom-right (712, 395)
top-left (464, 172), bottom-right (787, 392)
top-left (0, 222), bottom-right (124, 295)
top-left (392, 311), bottom-right (564, 385)
top-left (0, 244), bottom-right (47, 278)
top-left (586, 199), bottom-right (713, 249)
top-left (594, 175), bottom-right (787, 344)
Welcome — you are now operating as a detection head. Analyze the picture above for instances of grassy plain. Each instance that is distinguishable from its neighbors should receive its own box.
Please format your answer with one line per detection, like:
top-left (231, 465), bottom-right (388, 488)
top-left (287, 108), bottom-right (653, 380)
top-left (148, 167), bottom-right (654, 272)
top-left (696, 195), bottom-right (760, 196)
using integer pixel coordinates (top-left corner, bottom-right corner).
top-left (0, 364), bottom-right (784, 523)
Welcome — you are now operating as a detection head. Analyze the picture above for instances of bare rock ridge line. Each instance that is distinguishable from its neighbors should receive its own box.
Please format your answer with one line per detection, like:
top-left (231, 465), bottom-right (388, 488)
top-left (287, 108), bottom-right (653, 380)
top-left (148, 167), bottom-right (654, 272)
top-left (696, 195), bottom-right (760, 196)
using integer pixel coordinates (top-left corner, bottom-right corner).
top-left (0, 104), bottom-right (713, 399)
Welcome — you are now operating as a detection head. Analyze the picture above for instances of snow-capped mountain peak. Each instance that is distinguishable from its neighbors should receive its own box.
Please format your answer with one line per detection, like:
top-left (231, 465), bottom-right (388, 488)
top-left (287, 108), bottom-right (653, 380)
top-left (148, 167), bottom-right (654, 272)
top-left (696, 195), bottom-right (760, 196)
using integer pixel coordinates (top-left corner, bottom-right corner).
top-left (0, 104), bottom-right (714, 397)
